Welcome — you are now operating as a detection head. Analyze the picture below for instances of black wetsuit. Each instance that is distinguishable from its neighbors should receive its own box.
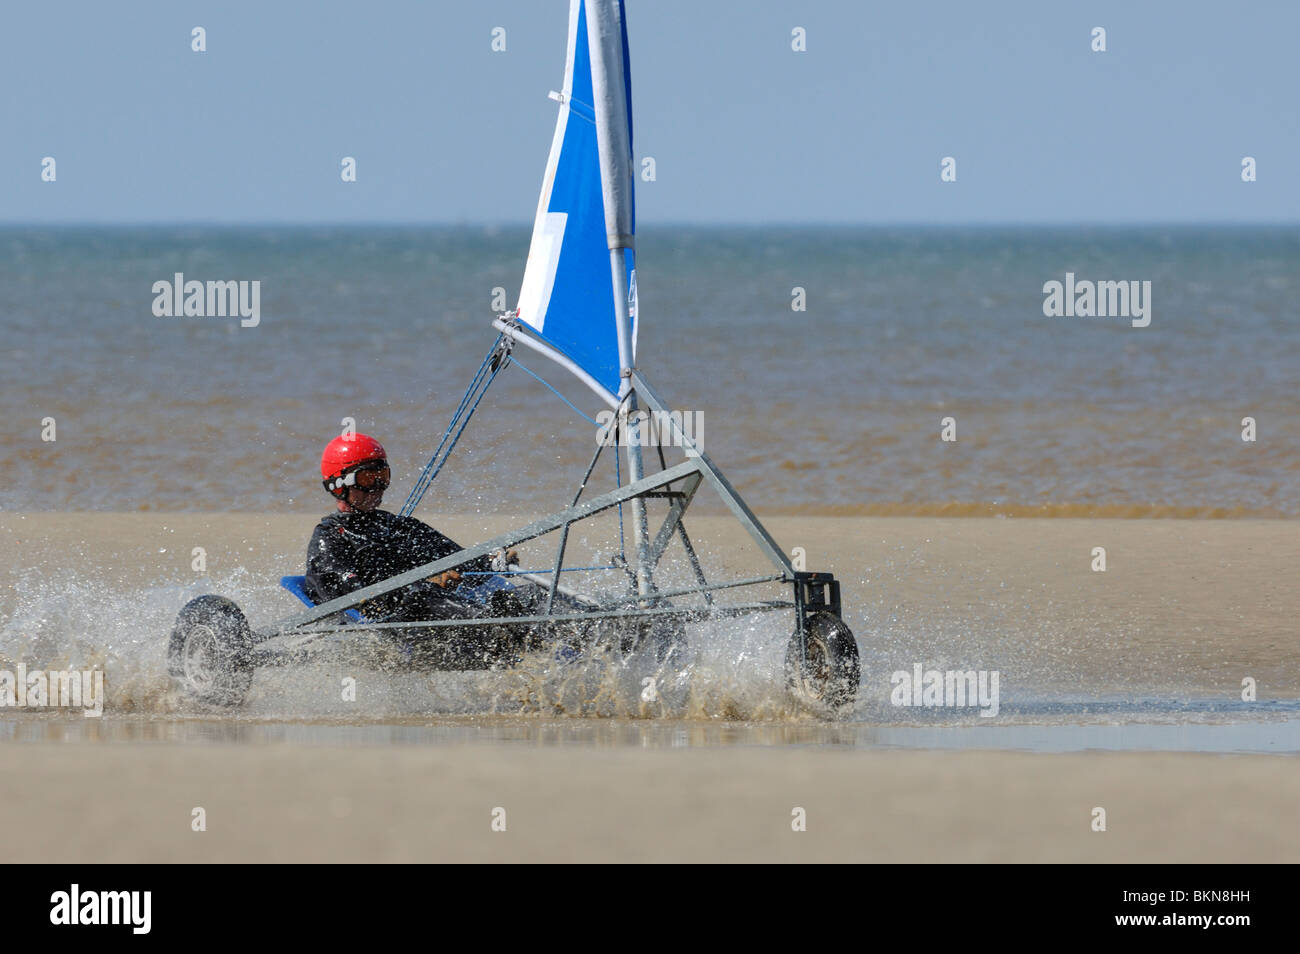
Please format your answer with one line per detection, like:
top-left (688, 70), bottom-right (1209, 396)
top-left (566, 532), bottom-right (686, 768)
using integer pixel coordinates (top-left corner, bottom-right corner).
top-left (304, 509), bottom-right (499, 622)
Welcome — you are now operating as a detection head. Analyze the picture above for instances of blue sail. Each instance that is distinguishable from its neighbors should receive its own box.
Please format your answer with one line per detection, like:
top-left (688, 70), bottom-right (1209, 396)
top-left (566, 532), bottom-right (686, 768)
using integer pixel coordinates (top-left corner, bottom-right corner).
top-left (515, 0), bottom-right (636, 404)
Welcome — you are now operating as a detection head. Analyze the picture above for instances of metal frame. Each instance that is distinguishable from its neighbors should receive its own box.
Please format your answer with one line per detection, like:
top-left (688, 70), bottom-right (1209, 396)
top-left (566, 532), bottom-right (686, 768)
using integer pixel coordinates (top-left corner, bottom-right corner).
top-left (254, 448), bottom-right (798, 638)
top-left (251, 354), bottom-right (840, 663)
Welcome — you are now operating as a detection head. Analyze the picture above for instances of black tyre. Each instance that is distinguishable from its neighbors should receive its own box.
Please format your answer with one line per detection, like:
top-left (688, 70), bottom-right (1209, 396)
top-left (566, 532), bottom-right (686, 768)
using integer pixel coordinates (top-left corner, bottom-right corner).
top-left (785, 612), bottom-right (860, 710)
top-left (168, 595), bottom-right (254, 706)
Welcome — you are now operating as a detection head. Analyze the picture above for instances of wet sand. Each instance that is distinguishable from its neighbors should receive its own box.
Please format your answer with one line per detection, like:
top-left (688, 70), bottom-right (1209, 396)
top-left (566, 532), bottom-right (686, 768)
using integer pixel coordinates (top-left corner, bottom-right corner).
top-left (2, 743), bottom-right (1296, 862)
top-left (3, 512), bottom-right (1296, 695)
top-left (1, 512), bottom-right (1297, 861)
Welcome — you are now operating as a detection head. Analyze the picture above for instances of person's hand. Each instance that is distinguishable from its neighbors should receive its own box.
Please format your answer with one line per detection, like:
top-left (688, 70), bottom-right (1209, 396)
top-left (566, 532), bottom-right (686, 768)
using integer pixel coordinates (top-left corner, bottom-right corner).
top-left (427, 569), bottom-right (462, 588)
top-left (490, 548), bottom-right (520, 572)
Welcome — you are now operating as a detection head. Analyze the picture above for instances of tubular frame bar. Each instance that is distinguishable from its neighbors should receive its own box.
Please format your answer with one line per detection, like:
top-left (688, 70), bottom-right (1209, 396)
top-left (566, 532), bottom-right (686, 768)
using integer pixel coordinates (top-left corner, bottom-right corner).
top-left (491, 318), bottom-right (620, 411)
top-left (545, 435), bottom-right (608, 615)
top-left (644, 470), bottom-right (702, 569)
top-left (630, 370), bottom-right (794, 577)
top-left (264, 598), bottom-right (794, 643)
top-left (264, 458), bottom-right (704, 636)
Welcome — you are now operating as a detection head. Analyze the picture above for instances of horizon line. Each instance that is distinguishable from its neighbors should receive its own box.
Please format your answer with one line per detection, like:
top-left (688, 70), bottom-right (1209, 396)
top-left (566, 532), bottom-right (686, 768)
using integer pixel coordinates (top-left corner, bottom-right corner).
top-left (3, 219), bottom-right (1300, 230)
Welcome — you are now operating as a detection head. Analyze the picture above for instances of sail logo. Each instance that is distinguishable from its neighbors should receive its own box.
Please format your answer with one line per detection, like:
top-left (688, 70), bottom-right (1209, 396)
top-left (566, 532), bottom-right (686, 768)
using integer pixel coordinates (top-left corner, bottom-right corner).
top-left (49, 885), bottom-right (151, 934)
top-left (151, 273), bottom-right (261, 327)
top-left (595, 409), bottom-right (703, 453)
top-left (0, 664), bottom-right (104, 717)
top-left (1042, 272), bottom-right (1151, 327)
top-left (890, 664), bottom-right (1000, 717)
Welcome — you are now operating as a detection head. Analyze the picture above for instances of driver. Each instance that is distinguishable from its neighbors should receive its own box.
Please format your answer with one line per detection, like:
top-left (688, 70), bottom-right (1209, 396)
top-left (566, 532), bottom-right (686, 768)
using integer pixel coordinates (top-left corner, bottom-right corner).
top-left (305, 433), bottom-right (523, 629)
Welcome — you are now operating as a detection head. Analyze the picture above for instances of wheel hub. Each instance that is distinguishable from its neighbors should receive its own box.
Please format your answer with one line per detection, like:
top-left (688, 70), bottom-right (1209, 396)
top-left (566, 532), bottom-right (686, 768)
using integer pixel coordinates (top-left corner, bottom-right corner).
top-left (182, 624), bottom-right (219, 690)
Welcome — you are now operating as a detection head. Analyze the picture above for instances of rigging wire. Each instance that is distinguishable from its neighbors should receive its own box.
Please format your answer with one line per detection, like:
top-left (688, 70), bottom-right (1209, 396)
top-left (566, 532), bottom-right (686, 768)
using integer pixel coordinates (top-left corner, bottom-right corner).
top-left (403, 332), bottom-right (630, 573)
top-left (400, 335), bottom-right (505, 517)
top-left (507, 355), bottom-right (601, 429)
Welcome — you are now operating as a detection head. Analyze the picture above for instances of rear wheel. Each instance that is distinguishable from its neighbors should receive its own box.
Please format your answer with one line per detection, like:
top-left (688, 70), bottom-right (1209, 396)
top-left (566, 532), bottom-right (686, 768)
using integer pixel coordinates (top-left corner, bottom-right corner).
top-left (785, 612), bottom-right (860, 710)
top-left (168, 596), bottom-right (254, 706)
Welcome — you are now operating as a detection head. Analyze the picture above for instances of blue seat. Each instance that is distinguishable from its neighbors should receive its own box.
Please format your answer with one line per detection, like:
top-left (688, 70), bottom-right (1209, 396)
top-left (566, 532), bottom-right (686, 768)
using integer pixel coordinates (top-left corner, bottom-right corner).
top-left (280, 576), bottom-right (366, 622)
top-left (279, 572), bottom-right (515, 623)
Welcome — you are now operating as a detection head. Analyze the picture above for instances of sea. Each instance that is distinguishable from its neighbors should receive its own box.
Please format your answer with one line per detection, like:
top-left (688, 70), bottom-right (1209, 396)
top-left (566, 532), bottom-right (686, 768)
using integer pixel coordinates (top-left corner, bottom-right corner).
top-left (3, 224), bottom-right (1297, 517)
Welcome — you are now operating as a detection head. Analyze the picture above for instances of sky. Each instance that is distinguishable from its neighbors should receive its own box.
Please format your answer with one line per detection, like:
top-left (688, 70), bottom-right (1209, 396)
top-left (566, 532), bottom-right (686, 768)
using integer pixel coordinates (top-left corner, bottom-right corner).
top-left (1, 0), bottom-right (1296, 225)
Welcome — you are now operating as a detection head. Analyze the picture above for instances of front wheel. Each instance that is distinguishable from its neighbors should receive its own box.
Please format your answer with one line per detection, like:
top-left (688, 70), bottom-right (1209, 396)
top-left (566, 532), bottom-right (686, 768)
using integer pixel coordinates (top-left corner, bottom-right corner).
top-left (785, 612), bottom-right (860, 710)
top-left (168, 595), bottom-right (254, 706)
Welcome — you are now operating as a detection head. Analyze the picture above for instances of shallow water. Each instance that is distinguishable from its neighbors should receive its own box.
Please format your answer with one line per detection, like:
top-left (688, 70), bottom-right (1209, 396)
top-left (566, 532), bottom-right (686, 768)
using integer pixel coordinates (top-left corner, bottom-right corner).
top-left (5, 699), bottom-right (1298, 755)
top-left (4, 225), bottom-right (1298, 516)
top-left (3, 534), bottom-right (1296, 750)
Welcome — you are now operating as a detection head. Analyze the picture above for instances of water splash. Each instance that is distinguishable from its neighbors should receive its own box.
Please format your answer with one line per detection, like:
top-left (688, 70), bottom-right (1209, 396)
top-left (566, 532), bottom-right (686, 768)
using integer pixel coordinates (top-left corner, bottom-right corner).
top-left (0, 566), bottom-right (834, 721)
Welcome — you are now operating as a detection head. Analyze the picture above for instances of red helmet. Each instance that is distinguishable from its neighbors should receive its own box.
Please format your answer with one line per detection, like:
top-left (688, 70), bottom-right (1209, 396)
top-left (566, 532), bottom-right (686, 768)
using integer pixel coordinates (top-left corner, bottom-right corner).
top-left (321, 433), bottom-right (388, 497)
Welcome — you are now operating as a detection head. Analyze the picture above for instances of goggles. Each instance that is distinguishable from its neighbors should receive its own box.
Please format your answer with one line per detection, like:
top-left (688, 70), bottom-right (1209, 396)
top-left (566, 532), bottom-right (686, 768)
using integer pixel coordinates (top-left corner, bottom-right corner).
top-left (325, 461), bottom-right (391, 495)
